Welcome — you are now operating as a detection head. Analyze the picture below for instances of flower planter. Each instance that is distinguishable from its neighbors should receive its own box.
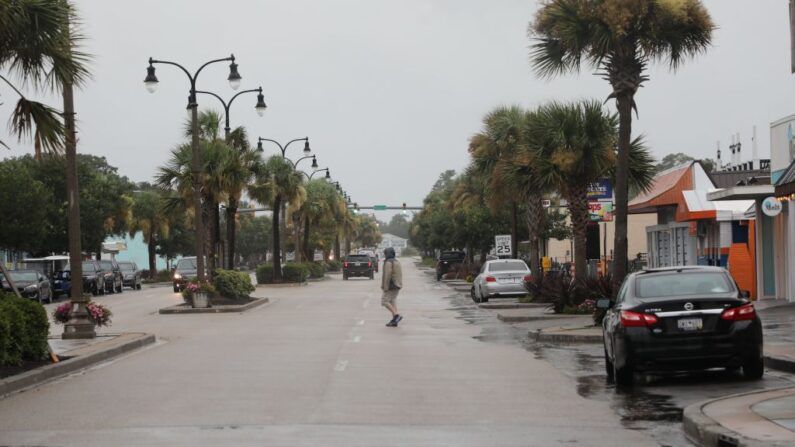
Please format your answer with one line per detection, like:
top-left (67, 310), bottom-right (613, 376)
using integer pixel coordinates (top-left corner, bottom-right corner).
top-left (192, 291), bottom-right (210, 308)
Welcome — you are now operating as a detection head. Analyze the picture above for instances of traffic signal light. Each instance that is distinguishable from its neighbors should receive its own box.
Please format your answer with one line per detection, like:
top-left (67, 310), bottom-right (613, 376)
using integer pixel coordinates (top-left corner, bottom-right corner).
top-left (402, 202), bottom-right (406, 210)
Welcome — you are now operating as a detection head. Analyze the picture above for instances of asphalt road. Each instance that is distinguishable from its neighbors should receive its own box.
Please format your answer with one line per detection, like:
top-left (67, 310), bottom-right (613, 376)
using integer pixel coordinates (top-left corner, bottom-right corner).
top-left (0, 261), bottom-right (660, 446)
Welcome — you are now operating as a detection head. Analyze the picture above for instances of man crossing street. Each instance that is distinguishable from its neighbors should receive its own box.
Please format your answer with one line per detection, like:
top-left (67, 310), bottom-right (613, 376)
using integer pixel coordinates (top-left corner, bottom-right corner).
top-left (381, 247), bottom-right (403, 327)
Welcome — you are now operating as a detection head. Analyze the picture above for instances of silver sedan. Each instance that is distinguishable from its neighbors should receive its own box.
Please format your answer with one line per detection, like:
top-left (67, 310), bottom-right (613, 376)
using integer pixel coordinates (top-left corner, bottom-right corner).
top-left (471, 259), bottom-right (531, 303)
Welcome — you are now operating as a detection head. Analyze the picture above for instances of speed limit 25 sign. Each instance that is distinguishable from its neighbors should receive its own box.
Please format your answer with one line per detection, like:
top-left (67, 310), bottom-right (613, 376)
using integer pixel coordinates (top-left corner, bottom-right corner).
top-left (495, 235), bottom-right (512, 257)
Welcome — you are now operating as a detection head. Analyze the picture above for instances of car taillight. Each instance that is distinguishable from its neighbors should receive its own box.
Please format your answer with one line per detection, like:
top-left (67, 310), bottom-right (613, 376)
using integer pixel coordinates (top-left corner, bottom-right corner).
top-left (486, 276), bottom-right (496, 283)
top-left (620, 310), bottom-right (658, 327)
top-left (523, 275), bottom-right (533, 282)
top-left (368, 262), bottom-right (372, 267)
top-left (721, 304), bottom-right (756, 321)
top-left (344, 262), bottom-right (349, 268)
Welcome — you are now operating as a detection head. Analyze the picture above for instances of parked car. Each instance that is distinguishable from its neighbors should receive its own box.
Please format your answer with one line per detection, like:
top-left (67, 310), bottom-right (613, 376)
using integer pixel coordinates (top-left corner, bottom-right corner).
top-left (118, 261), bottom-right (143, 290)
top-left (173, 256), bottom-right (199, 292)
top-left (51, 270), bottom-right (72, 297)
top-left (0, 269), bottom-right (53, 303)
top-left (98, 259), bottom-right (123, 294)
top-left (599, 266), bottom-right (764, 386)
top-left (436, 251), bottom-right (466, 281)
top-left (65, 261), bottom-right (106, 296)
top-left (471, 259), bottom-right (531, 303)
top-left (343, 254), bottom-right (374, 280)
top-left (358, 250), bottom-right (379, 273)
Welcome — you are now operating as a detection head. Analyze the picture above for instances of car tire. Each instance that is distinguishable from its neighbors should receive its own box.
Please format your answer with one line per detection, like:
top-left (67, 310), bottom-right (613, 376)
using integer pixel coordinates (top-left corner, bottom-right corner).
top-left (136, 282), bottom-right (142, 290)
top-left (743, 357), bottom-right (764, 380)
top-left (470, 287), bottom-right (478, 303)
top-left (613, 361), bottom-right (634, 387)
top-left (98, 282), bottom-right (105, 295)
top-left (173, 286), bottom-right (180, 293)
top-left (92, 283), bottom-right (99, 296)
top-left (604, 346), bottom-right (615, 383)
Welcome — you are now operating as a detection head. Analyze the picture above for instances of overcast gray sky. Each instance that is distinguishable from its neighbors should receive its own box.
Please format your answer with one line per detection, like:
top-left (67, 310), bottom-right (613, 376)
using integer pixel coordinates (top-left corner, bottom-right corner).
top-left (2, 1), bottom-right (794, 217)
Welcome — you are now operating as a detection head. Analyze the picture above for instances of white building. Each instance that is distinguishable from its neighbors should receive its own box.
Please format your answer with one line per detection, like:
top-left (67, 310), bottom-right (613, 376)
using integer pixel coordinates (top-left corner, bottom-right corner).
top-left (378, 233), bottom-right (408, 256)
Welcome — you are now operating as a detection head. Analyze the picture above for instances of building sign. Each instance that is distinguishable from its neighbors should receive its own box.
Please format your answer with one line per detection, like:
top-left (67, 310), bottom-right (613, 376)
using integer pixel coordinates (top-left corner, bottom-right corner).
top-left (761, 196), bottom-right (783, 217)
top-left (588, 202), bottom-right (613, 222)
top-left (542, 199), bottom-right (551, 208)
top-left (587, 179), bottom-right (613, 201)
top-left (494, 235), bottom-right (512, 257)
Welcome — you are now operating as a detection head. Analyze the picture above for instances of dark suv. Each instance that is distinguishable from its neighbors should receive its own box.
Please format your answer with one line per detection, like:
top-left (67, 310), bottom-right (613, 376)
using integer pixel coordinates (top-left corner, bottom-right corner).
top-left (99, 259), bottom-right (123, 294)
top-left (343, 254), bottom-right (374, 280)
top-left (65, 261), bottom-right (105, 296)
top-left (436, 251), bottom-right (466, 281)
top-left (173, 256), bottom-right (198, 292)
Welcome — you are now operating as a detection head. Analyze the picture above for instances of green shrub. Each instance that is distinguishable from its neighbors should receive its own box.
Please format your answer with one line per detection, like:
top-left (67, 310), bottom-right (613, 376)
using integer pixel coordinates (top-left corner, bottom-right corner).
top-left (304, 262), bottom-right (327, 279)
top-left (283, 263), bottom-right (309, 283)
top-left (256, 263), bottom-right (308, 283)
top-left (213, 269), bottom-right (255, 300)
top-left (256, 264), bottom-right (274, 284)
top-left (0, 292), bottom-right (49, 366)
top-left (325, 259), bottom-right (342, 272)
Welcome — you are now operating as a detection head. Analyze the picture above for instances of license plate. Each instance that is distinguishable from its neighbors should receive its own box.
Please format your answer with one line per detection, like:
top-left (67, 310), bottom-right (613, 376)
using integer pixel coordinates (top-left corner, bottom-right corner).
top-left (677, 318), bottom-right (703, 331)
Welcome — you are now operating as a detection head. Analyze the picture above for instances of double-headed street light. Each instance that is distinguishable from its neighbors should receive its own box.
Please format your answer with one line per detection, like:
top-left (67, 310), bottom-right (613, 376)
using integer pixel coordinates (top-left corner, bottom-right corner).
top-left (256, 136), bottom-right (310, 158)
top-left (196, 87), bottom-right (267, 139)
top-left (144, 54), bottom-right (243, 281)
top-left (309, 168), bottom-right (330, 180)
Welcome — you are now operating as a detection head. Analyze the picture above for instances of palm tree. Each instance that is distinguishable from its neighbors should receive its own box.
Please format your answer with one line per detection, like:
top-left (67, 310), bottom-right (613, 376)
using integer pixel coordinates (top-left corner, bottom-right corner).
top-left (221, 129), bottom-right (261, 269)
top-left (1, 0), bottom-right (91, 303)
top-left (527, 100), bottom-right (653, 282)
top-left (128, 190), bottom-right (170, 275)
top-left (529, 0), bottom-right (714, 286)
top-left (250, 156), bottom-right (305, 281)
top-left (300, 180), bottom-right (338, 262)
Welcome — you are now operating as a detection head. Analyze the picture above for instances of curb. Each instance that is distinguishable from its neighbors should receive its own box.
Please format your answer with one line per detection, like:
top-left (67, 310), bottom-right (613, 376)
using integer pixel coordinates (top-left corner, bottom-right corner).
top-left (0, 332), bottom-right (156, 399)
top-left (497, 314), bottom-right (573, 323)
top-left (683, 388), bottom-right (795, 447)
top-left (479, 303), bottom-right (547, 310)
top-left (159, 297), bottom-right (270, 314)
top-left (529, 328), bottom-right (602, 343)
top-left (256, 282), bottom-right (307, 288)
top-left (763, 355), bottom-right (795, 374)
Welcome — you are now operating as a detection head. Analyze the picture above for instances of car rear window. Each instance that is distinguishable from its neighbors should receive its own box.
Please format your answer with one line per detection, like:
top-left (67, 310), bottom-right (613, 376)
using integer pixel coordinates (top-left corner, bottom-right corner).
top-left (488, 261), bottom-right (529, 272)
top-left (119, 262), bottom-right (134, 271)
top-left (346, 255), bottom-right (370, 261)
top-left (636, 272), bottom-right (733, 298)
top-left (439, 252), bottom-right (465, 261)
top-left (100, 261), bottom-right (113, 269)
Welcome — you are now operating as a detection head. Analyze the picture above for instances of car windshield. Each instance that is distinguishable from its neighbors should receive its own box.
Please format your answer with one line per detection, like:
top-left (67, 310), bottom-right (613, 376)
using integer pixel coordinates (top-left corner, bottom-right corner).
top-left (440, 252), bottom-right (464, 261)
top-left (636, 272), bottom-right (733, 298)
top-left (65, 262), bottom-right (97, 273)
top-left (488, 261), bottom-right (528, 272)
top-left (118, 262), bottom-right (135, 271)
top-left (176, 258), bottom-right (197, 270)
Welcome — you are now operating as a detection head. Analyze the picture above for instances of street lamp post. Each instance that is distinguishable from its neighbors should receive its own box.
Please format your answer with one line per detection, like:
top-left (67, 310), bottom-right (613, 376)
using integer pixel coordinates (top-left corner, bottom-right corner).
top-left (144, 54), bottom-right (243, 282)
top-left (308, 168), bottom-right (330, 180)
top-left (194, 87), bottom-right (266, 269)
top-left (196, 87), bottom-right (267, 140)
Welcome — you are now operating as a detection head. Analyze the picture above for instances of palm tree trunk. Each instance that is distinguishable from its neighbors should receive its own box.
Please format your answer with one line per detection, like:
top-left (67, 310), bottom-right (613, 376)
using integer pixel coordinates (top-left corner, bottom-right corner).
top-left (205, 200), bottom-right (217, 275)
top-left (526, 192), bottom-right (543, 276)
top-left (148, 237), bottom-right (157, 276)
top-left (272, 195), bottom-right (283, 281)
top-left (511, 201), bottom-right (518, 259)
top-left (226, 198), bottom-right (238, 269)
top-left (567, 184), bottom-right (589, 285)
top-left (334, 234), bottom-right (341, 261)
top-left (613, 95), bottom-right (633, 290)
top-left (303, 218), bottom-right (311, 262)
top-left (293, 211), bottom-right (302, 263)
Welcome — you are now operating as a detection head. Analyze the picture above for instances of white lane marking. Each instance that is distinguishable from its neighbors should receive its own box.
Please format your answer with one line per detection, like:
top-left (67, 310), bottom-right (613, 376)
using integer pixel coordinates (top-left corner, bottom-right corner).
top-left (334, 360), bottom-right (348, 372)
top-left (356, 320), bottom-right (365, 326)
top-left (352, 335), bottom-right (361, 343)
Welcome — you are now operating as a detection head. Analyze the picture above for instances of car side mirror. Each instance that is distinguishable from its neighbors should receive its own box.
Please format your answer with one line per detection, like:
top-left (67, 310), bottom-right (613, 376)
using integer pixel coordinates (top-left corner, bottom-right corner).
top-left (739, 290), bottom-right (751, 299)
top-left (596, 298), bottom-right (613, 310)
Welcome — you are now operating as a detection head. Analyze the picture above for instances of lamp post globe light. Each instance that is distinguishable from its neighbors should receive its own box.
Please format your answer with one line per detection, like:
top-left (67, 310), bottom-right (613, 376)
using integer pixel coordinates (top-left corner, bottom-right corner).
top-left (144, 54), bottom-right (243, 282)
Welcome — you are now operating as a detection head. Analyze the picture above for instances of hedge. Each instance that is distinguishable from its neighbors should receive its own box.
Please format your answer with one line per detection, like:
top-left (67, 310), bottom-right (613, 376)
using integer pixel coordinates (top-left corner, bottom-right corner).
top-left (0, 292), bottom-right (50, 366)
top-left (325, 259), bottom-right (342, 272)
top-left (304, 262), bottom-right (327, 279)
top-left (256, 263), bottom-right (309, 284)
top-left (212, 269), bottom-right (255, 300)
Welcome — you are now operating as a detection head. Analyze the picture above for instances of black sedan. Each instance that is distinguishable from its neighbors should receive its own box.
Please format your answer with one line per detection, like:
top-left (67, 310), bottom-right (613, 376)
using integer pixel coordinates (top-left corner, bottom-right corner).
top-left (0, 269), bottom-right (53, 303)
top-left (599, 266), bottom-right (763, 386)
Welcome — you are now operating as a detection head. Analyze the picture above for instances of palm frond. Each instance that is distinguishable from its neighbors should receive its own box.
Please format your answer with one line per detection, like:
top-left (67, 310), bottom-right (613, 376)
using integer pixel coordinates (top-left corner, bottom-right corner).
top-left (8, 95), bottom-right (65, 154)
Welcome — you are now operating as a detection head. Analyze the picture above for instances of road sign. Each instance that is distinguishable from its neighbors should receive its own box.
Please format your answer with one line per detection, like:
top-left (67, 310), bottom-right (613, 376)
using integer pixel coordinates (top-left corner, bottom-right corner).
top-left (542, 199), bottom-right (552, 208)
top-left (373, 205), bottom-right (387, 211)
top-left (495, 235), bottom-right (512, 257)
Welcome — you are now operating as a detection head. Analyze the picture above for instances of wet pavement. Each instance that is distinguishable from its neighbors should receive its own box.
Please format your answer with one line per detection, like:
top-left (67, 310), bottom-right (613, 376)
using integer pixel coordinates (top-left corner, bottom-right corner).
top-left (433, 277), bottom-right (795, 447)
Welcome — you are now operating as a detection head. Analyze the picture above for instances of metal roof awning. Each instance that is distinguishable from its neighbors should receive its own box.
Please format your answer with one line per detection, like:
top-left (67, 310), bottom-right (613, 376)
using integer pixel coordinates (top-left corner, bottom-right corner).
top-left (706, 185), bottom-right (774, 201)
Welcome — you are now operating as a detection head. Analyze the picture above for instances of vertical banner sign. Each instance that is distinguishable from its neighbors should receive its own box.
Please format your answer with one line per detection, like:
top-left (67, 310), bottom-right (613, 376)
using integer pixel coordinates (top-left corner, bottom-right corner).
top-left (587, 179), bottom-right (613, 201)
top-left (495, 235), bottom-right (512, 257)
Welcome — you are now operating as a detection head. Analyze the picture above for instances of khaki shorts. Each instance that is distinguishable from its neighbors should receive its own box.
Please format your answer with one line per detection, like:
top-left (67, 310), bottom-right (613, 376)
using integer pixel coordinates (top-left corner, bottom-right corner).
top-left (381, 289), bottom-right (399, 307)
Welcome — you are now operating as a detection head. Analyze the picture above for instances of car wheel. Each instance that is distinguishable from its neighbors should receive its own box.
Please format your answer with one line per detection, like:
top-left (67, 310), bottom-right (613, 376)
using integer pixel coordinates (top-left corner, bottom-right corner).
top-left (470, 287), bottom-right (478, 303)
top-left (98, 282), bottom-right (105, 295)
top-left (613, 361), bottom-right (634, 387)
top-left (604, 346), bottom-right (615, 383)
top-left (173, 285), bottom-right (180, 293)
top-left (136, 281), bottom-right (142, 290)
top-left (92, 283), bottom-right (99, 296)
top-left (743, 357), bottom-right (764, 380)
